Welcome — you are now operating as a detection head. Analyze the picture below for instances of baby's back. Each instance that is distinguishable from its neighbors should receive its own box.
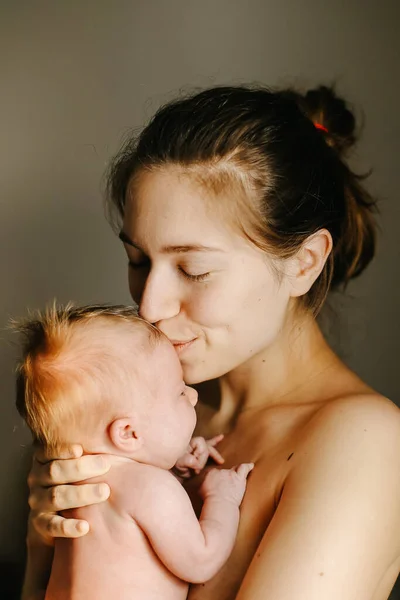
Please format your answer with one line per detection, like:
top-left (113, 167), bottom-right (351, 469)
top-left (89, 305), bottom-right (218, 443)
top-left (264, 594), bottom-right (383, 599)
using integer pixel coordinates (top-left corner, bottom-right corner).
top-left (45, 462), bottom-right (188, 600)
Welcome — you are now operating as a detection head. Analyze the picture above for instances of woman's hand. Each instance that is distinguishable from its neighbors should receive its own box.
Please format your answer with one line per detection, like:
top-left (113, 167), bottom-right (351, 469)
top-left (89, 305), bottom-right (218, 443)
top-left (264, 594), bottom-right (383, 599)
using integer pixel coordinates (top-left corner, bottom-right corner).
top-left (27, 444), bottom-right (111, 546)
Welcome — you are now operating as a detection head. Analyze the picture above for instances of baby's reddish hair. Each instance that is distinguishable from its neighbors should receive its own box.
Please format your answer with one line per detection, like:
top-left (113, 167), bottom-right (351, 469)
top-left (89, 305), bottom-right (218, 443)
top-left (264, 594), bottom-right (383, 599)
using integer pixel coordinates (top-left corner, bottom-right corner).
top-left (14, 303), bottom-right (163, 454)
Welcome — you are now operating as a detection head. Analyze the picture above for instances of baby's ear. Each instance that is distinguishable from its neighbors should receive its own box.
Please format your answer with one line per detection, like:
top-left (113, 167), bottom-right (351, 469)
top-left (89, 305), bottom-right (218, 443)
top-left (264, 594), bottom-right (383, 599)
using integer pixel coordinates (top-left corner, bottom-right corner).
top-left (109, 417), bottom-right (144, 454)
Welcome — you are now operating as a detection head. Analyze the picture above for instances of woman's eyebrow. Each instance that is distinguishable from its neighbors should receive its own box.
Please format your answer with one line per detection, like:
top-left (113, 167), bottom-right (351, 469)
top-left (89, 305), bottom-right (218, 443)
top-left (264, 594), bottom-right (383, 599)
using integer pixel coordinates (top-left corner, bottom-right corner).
top-left (118, 231), bottom-right (224, 254)
top-left (161, 244), bottom-right (224, 254)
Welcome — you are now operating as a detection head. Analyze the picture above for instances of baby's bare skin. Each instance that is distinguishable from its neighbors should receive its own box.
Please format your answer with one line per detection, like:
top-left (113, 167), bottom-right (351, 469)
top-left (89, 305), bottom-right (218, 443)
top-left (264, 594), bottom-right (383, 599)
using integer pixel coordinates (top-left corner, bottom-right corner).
top-left (45, 458), bottom-right (253, 600)
top-left (18, 322), bottom-right (255, 600)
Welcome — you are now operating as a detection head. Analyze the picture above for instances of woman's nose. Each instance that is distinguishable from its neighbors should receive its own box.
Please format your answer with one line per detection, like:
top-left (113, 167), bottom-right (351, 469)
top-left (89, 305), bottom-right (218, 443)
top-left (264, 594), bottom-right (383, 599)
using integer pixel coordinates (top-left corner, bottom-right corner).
top-left (138, 269), bottom-right (181, 324)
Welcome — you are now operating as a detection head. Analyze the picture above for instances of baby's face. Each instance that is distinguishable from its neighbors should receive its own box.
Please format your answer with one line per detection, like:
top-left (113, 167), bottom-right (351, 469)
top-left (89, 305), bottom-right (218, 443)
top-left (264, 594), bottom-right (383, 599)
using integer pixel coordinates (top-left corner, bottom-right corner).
top-left (137, 338), bottom-right (198, 468)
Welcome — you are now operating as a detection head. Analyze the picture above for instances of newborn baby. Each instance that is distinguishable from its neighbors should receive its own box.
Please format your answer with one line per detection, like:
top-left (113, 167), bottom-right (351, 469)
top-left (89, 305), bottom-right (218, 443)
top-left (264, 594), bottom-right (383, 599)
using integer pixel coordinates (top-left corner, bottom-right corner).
top-left (15, 304), bottom-right (253, 600)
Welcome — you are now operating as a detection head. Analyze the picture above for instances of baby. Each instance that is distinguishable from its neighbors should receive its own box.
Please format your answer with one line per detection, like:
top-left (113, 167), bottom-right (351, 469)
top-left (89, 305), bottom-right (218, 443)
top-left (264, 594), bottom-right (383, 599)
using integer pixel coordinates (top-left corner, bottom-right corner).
top-left (15, 304), bottom-right (253, 600)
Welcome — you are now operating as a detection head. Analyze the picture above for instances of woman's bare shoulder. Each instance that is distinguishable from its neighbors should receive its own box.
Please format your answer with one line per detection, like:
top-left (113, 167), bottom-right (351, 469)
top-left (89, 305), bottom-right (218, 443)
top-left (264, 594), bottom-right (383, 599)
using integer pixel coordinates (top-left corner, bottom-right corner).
top-left (236, 394), bottom-right (400, 600)
top-left (306, 391), bottom-right (400, 437)
top-left (287, 391), bottom-right (400, 492)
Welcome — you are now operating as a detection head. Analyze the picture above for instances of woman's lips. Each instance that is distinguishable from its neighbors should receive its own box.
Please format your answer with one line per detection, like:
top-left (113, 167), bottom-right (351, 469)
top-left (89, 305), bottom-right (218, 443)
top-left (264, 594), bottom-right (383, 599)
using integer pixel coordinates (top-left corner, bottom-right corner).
top-left (170, 338), bottom-right (197, 354)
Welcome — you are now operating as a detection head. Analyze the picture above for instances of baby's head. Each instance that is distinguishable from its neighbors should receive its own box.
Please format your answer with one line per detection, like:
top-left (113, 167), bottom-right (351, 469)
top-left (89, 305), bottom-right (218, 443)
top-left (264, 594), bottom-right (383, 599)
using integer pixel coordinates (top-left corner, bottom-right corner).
top-left (15, 304), bottom-right (198, 469)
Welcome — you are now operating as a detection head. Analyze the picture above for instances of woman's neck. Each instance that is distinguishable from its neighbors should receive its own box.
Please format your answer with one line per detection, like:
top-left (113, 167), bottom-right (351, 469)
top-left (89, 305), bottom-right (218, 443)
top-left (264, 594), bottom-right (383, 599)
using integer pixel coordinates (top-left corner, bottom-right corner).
top-left (201, 314), bottom-right (339, 428)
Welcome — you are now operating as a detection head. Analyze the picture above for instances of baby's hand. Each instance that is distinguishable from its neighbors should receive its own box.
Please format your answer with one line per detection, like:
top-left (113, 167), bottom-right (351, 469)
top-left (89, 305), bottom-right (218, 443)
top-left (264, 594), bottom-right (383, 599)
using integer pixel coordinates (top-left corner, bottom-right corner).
top-left (199, 463), bottom-right (254, 506)
top-left (173, 435), bottom-right (225, 479)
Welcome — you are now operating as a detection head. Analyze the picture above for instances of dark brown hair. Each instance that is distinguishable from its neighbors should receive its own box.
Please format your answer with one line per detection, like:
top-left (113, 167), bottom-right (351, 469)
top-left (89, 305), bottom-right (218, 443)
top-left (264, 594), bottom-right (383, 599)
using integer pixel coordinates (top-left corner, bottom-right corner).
top-left (105, 84), bottom-right (377, 314)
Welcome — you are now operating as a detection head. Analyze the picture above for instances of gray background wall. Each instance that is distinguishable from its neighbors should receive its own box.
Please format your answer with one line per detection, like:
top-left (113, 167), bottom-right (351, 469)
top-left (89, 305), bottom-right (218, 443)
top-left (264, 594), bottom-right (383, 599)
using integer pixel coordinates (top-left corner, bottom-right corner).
top-left (1, 0), bottom-right (399, 596)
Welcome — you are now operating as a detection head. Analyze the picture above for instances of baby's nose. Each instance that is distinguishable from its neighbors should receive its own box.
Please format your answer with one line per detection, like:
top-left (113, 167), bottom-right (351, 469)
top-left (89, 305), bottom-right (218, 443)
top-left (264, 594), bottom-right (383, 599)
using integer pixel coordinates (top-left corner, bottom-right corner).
top-left (188, 387), bottom-right (198, 407)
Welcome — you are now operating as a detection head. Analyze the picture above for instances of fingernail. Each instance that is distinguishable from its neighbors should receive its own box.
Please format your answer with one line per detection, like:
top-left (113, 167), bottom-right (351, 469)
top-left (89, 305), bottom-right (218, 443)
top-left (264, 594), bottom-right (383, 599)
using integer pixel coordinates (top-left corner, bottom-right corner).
top-left (71, 444), bottom-right (83, 458)
top-left (96, 483), bottom-right (109, 499)
top-left (77, 521), bottom-right (89, 534)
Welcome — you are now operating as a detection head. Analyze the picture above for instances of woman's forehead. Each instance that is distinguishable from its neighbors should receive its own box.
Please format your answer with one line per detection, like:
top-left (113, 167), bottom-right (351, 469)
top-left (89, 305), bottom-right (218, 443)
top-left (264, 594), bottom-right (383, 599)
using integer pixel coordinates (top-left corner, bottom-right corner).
top-left (126, 168), bottom-right (219, 222)
top-left (123, 167), bottom-right (251, 253)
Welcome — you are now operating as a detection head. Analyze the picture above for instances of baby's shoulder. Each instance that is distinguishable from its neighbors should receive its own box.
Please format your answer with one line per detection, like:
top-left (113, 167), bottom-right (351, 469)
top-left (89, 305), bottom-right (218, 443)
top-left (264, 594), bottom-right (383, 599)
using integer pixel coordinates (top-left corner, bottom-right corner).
top-left (111, 461), bottom-right (174, 485)
top-left (111, 463), bottom-right (189, 524)
top-left (109, 462), bottom-right (180, 506)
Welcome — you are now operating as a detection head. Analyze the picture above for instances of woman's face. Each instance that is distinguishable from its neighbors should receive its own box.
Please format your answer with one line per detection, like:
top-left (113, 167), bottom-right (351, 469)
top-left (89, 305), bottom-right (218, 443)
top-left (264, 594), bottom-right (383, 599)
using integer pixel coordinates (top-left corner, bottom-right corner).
top-left (120, 167), bottom-right (292, 383)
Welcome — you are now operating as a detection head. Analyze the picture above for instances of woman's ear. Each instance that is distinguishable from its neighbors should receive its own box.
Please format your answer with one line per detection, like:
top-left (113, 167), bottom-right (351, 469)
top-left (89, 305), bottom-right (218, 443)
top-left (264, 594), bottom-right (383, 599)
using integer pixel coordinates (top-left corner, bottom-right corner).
top-left (288, 229), bottom-right (333, 297)
top-left (108, 417), bottom-right (144, 454)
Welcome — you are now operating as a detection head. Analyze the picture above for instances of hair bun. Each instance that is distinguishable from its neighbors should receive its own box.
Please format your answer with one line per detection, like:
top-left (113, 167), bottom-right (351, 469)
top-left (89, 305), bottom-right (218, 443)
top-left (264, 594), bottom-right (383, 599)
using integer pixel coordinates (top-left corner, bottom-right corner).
top-left (303, 85), bottom-right (357, 154)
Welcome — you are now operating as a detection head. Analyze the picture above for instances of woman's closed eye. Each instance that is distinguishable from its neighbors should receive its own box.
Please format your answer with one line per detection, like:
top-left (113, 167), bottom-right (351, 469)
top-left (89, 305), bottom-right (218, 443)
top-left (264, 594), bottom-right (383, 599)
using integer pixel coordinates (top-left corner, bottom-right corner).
top-left (129, 259), bottom-right (210, 282)
top-left (178, 266), bottom-right (210, 282)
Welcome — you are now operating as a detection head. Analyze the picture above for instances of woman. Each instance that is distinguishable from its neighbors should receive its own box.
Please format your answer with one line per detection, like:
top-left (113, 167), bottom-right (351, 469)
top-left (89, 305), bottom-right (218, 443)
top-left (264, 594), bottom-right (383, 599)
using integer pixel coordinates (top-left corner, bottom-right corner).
top-left (23, 85), bottom-right (400, 600)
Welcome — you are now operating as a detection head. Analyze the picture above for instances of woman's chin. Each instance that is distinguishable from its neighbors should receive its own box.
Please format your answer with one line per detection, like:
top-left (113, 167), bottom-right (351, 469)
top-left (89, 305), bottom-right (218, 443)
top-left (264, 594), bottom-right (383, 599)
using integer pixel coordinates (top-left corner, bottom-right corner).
top-left (182, 364), bottom-right (207, 385)
top-left (182, 362), bottom-right (221, 385)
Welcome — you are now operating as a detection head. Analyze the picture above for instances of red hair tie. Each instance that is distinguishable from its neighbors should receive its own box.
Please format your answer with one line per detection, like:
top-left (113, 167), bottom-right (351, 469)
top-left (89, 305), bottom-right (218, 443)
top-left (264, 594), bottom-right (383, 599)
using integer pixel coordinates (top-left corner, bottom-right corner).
top-left (315, 122), bottom-right (328, 133)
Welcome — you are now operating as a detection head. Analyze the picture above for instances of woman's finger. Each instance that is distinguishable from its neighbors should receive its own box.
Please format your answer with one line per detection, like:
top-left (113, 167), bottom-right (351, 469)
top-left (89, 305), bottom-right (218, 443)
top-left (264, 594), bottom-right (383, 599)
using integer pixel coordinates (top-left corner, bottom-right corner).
top-left (31, 454), bottom-right (111, 486)
top-left (34, 512), bottom-right (90, 539)
top-left (35, 444), bottom-right (83, 465)
top-left (29, 482), bottom-right (110, 512)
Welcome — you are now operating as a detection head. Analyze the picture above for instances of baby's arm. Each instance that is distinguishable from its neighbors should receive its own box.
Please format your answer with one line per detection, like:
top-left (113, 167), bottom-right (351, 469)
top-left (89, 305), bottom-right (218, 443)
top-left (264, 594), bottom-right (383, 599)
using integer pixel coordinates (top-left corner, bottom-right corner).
top-left (131, 463), bottom-right (253, 583)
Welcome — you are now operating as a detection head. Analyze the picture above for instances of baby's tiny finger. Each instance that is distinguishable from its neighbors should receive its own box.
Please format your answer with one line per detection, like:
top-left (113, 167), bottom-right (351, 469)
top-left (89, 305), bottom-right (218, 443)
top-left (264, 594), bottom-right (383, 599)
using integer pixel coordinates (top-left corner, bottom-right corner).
top-left (208, 446), bottom-right (225, 464)
top-left (234, 463), bottom-right (255, 478)
top-left (207, 434), bottom-right (224, 447)
top-left (192, 437), bottom-right (207, 456)
top-left (185, 455), bottom-right (199, 468)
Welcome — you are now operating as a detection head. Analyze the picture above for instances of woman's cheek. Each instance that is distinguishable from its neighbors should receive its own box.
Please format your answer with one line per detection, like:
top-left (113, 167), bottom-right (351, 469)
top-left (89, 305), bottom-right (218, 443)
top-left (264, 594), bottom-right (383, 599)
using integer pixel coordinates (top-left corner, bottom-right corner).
top-left (186, 284), bottom-right (239, 327)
